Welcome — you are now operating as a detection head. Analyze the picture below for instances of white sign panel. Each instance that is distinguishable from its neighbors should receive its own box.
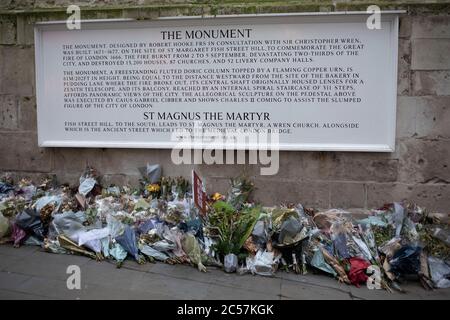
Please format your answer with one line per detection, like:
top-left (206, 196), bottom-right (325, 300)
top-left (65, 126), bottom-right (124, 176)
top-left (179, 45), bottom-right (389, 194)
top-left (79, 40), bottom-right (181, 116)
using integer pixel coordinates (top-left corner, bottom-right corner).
top-left (35, 13), bottom-right (398, 151)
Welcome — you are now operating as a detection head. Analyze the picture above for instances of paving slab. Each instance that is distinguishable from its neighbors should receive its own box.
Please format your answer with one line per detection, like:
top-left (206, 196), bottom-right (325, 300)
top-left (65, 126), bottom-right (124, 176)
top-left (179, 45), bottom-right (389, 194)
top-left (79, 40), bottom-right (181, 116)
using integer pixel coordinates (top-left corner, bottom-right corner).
top-left (0, 245), bottom-right (449, 300)
top-left (210, 272), bottom-right (282, 296)
top-left (280, 278), bottom-right (353, 300)
top-left (0, 288), bottom-right (47, 300)
top-left (13, 276), bottom-right (82, 300)
top-left (0, 244), bottom-right (39, 258)
top-left (0, 253), bottom-right (24, 270)
top-left (0, 271), bottom-right (32, 291)
top-left (207, 283), bottom-right (279, 300)
top-left (349, 285), bottom-right (423, 300)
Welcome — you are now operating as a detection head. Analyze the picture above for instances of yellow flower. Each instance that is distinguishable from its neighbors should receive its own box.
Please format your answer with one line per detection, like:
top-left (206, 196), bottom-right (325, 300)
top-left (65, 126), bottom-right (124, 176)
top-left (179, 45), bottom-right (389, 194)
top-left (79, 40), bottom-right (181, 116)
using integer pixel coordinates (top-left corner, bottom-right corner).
top-left (146, 184), bottom-right (160, 193)
top-left (211, 192), bottom-right (224, 201)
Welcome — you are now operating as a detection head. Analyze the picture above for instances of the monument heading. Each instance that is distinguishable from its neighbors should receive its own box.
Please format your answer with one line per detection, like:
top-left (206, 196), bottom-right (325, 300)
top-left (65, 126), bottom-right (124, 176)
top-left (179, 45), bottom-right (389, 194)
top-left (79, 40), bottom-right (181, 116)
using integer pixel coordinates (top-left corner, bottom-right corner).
top-left (161, 28), bottom-right (252, 40)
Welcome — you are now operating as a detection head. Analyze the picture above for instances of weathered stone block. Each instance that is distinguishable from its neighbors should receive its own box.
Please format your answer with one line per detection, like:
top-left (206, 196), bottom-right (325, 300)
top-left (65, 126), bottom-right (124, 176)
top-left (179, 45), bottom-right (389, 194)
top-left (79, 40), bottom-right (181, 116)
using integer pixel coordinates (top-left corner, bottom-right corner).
top-left (396, 96), bottom-right (416, 139)
top-left (193, 150), bottom-right (270, 178)
top-left (395, 95), bottom-right (450, 140)
top-left (251, 178), bottom-right (329, 208)
top-left (121, 9), bottom-right (141, 19)
top-left (196, 162), bottom-right (257, 179)
top-left (0, 0), bottom-right (12, 9)
top-left (136, 8), bottom-right (160, 20)
top-left (270, 151), bottom-right (333, 181)
top-left (366, 182), bottom-right (409, 208)
top-left (327, 153), bottom-right (399, 183)
top-left (16, 15), bottom-right (35, 45)
top-left (367, 182), bottom-right (450, 212)
top-left (399, 15), bottom-right (412, 38)
top-left (53, 173), bottom-right (79, 185)
top-left (412, 71), bottom-right (450, 96)
top-left (163, 159), bottom-right (194, 179)
top-left (265, 151), bottom-right (399, 183)
top-left (94, 10), bottom-right (124, 20)
top-left (159, 7), bottom-right (188, 18)
top-left (101, 148), bottom-right (193, 179)
top-left (0, 132), bottom-right (52, 172)
top-left (187, 5), bottom-right (204, 16)
top-left (397, 138), bottom-right (450, 184)
top-left (414, 96), bottom-right (450, 139)
top-left (412, 15), bottom-right (450, 39)
top-left (406, 184), bottom-right (450, 212)
top-left (53, 0), bottom-right (93, 7)
top-left (0, 15), bottom-right (16, 45)
top-left (102, 173), bottom-right (141, 187)
top-left (0, 46), bottom-right (35, 96)
top-left (0, 94), bottom-right (18, 130)
top-left (329, 182), bottom-right (366, 208)
top-left (193, 151), bottom-right (371, 184)
top-left (398, 39), bottom-right (411, 95)
top-left (18, 96), bottom-right (37, 131)
top-left (100, 149), bottom-right (155, 176)
top-left (17, 12), bottom-right (68, 45)
top-left (411, 39), bottom-right (450, 70)
top-left (8, 0), bottom-right (34, 8)
top-left (52, 148), bottom-right (104, 177)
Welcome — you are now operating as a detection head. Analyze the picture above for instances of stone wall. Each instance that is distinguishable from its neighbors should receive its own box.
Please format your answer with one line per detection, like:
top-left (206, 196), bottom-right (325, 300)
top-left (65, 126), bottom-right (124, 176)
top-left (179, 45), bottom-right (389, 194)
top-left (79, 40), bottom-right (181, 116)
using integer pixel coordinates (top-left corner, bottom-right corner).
top-left (0, 1), bottom-right (449, 210)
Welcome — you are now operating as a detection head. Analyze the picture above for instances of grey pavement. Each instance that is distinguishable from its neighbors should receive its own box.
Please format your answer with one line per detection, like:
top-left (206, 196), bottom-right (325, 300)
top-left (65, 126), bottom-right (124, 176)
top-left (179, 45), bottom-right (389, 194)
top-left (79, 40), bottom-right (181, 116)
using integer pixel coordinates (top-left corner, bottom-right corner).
top-left (0, 244), bottom-right (449, 300)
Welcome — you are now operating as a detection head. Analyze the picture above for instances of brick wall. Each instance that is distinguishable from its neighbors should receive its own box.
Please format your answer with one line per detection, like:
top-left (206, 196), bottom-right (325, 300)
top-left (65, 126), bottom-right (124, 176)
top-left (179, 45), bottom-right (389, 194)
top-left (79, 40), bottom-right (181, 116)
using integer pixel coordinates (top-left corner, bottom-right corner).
top-left (0, 1), bottom-right (449, 210)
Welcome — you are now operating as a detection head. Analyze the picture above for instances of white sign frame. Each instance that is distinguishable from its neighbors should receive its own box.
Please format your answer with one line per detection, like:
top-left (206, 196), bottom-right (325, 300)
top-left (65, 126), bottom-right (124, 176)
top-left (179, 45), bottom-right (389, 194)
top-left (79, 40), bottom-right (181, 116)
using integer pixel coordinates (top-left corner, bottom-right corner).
top-left (35, 12), bottom-right (400, 152)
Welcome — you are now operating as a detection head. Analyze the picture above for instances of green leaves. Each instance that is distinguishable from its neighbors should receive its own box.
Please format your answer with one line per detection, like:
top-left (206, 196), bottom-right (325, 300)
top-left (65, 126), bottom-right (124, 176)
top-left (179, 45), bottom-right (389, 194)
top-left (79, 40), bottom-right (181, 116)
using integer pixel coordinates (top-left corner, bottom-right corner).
top-left (208, 201), bottom-right (261, 258)
top-left (236, 206), bottom-right (260, 250)
top-left (226, 177), bottom-right (254, 210)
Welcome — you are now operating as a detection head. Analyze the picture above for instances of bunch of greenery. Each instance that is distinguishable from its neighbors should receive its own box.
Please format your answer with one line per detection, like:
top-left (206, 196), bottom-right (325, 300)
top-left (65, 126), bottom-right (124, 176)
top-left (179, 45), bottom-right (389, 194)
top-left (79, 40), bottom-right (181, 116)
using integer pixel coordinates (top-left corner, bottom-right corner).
top-left (207, 200), bottom-right (260, 259)
top-left (226, 177), bottom-right (254, 210)
top-left (158, 176), bottom-right (190, 201)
